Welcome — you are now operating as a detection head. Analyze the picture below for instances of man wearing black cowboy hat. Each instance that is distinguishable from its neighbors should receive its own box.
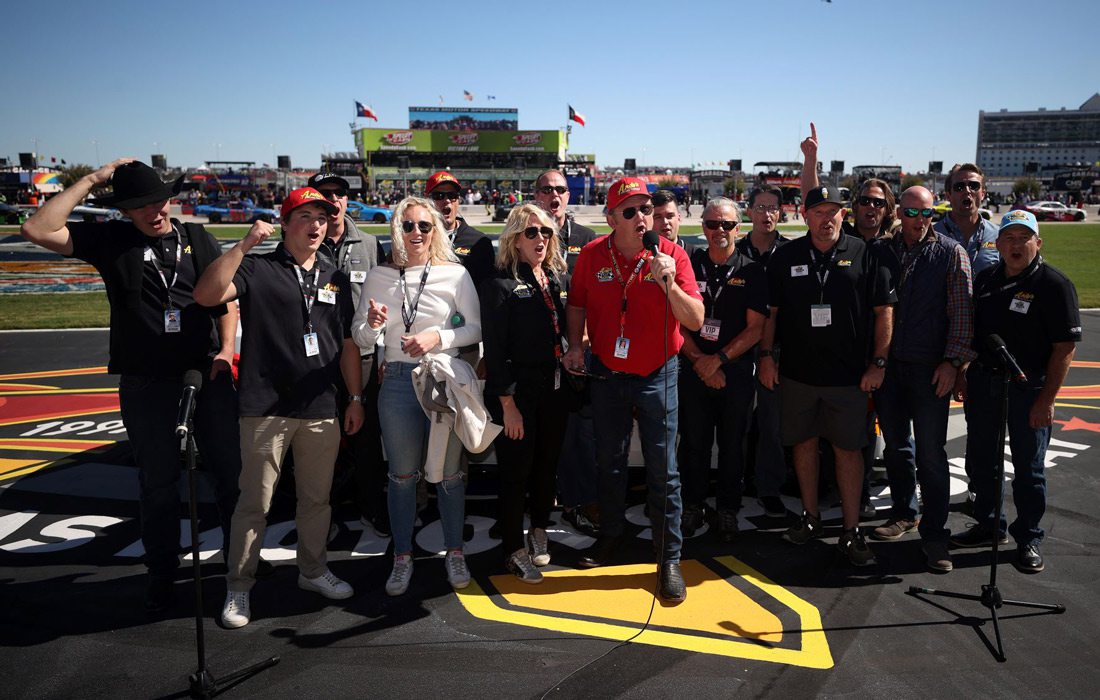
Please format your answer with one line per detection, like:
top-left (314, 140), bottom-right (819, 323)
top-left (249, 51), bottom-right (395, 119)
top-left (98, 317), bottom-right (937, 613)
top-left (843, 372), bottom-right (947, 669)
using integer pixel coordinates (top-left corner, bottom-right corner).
top-left (21, 158), bottom-right (247, 613)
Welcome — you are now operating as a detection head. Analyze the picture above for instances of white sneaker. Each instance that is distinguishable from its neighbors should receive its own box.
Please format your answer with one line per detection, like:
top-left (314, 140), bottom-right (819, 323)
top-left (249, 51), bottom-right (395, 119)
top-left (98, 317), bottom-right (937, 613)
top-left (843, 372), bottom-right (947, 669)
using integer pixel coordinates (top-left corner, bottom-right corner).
top-left (386, 554), bottom-right (414, 596)
top-left (445, 549), bottom-right (470, 590)
top-left (221, 591), bottom-right (250, 629)
top-left (298, 569), bottom-right (354, 600)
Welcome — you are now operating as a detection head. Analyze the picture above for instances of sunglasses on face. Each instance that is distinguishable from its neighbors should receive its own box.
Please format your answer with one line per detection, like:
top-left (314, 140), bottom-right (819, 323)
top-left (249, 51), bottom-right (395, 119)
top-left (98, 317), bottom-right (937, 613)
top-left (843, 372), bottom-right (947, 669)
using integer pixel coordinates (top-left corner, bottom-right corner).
top-left (318, 188), bottom-right (347, 200)
top-left (537, 185), bottom-right (568, 195)
top-left (620, 204), bottom-right (654, 219)
top-left (704, 219), bottom-right (738, 231)
top-left (857, 196), bottom-right (887, 208)
top-left (402, 220), bottom-right (433, 234)
top-left (523, 226), bottom-right (554, 240)
top-left (901, 207), bottom-right (935, 218)
top-left (952, 180), bottom-right (982, 193)
top-left (430, 190), bottom-right (461, 201)
top-left (753, 204), bottom-right (780, 213)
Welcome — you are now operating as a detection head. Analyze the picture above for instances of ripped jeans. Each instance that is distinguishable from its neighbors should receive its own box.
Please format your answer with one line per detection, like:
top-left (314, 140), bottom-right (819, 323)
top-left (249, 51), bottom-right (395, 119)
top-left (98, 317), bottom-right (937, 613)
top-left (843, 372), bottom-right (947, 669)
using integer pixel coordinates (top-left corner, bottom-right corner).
top-left (378, 362), bottom-right (466, 555)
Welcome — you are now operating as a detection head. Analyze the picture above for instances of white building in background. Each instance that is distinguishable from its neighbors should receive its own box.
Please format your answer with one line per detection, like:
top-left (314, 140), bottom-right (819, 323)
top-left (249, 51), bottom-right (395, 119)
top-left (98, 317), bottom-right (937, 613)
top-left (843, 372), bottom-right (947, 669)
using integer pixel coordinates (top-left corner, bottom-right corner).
top-left (976, 93), bottom-right (1100, 177)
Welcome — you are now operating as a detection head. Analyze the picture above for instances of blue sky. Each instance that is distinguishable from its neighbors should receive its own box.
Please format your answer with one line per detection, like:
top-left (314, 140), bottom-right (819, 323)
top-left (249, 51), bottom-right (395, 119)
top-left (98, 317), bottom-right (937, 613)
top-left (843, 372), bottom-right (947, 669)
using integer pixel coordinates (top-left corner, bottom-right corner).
top-left (3, 0), bottom-right (1098, 173)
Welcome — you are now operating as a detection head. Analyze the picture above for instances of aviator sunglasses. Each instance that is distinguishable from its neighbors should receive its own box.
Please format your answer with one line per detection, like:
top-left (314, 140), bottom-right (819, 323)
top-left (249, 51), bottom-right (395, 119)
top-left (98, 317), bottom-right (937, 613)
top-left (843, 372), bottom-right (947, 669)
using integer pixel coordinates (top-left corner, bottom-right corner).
top-left (402, 220), bottom-right (433, 234)
top-left (621, 204), bottom-right (654, 219)
top-left (951, 180), bottom-right (982, 193)
top-left (430, 190), bottom-right (461, 201)
top-left (704, 219), bottom-right (738, 232)
top-left (523, 226), bottom-right (555, 240)
top-left (537, 185), bottom-right (568, 195)
top-left (857, 196), bottom-right (887, 208)
top-left (901, 207), bottom-right (935, 218)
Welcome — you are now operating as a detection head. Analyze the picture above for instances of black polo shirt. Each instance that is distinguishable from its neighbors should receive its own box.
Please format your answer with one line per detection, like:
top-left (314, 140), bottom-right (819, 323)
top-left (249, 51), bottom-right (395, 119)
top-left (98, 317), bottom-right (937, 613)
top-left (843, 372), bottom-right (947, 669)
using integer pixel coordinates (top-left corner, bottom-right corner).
top-left (735, 231), bottom-right (788, 267)
top-left (69, 219), bottom-right (224, 376)
top-left (560, 218), bottom-right (596, 274)
top-left (479, 263), bottom-right (569, 397)
top-left (686, 247), bottom-right (769, 365)
top-left (768, 234), bottom-right (895, 386)
top-left (232, 243), bottom-right (353, 418)
top-left (450, 217), bottom-right (495, 289)
top-left (972, 256), bottom-right (1081, 387)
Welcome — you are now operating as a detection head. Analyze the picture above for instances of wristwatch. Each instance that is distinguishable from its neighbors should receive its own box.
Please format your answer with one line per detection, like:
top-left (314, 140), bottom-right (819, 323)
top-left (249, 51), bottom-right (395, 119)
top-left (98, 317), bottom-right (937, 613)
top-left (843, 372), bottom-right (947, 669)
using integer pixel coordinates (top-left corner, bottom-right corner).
top-left (348, 394), bottom-right (363, 403)
top-left (872, 356), bottom-right (887, 369)
top-left (945, 358), bottom-right (963, 369)
top-left (719, 349), bottom-right (733, 364)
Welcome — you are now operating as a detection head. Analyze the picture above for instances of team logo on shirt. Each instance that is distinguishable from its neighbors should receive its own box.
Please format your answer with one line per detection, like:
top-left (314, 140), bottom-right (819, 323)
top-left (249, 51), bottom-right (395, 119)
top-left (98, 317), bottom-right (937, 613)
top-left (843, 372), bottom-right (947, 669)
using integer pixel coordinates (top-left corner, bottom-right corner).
top-left (183, 245), bottom-right (192, 255)
top-left (512, 284), bottom-right (533, 298)
top-left (728, 277), bottom-right (746, 287)
top-left (322, 282), bottom-right (341, 294)
top-left (455, 247), bottom-right (471, 255)
top-left (837, 259), bottom-right (852, 267)
top-left (983, 241), bottom-right (996, 248)
top-left (568, 246), bottom-right (582, 254)
top-left (1010, 291), bottom-right (1033, 314)
top-left (1015, 292), bottom-right (1034, 301)
top-left (596, 267), bottom-right (614, 282)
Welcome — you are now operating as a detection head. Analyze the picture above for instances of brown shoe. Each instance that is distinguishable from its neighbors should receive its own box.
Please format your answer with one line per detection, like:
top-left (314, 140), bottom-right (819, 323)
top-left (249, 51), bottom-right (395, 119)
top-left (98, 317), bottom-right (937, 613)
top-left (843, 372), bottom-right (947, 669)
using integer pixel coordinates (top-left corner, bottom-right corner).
top-left (870, 518), bottom-right (919, 541)
top-left (923, 540), bottom-right (954, 573)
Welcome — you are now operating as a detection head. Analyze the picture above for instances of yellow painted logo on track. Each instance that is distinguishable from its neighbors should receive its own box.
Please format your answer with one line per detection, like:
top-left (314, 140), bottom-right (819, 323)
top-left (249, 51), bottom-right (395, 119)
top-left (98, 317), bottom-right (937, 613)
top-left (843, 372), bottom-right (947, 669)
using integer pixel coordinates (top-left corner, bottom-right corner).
top-left (455, 557), bottom-right (833, 669)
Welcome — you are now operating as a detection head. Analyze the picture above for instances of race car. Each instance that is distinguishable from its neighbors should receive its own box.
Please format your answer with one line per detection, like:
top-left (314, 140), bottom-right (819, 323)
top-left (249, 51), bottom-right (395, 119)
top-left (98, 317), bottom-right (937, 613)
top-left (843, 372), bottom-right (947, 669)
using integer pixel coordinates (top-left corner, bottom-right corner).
top-left (192, 201), bottom-right (279, 224)
top-left (1026, 201), bottom-right (1087, 222)
top-left (931, 201), bottom-right (993, 222)
top-left (345, 200), bottom-right (392, 223)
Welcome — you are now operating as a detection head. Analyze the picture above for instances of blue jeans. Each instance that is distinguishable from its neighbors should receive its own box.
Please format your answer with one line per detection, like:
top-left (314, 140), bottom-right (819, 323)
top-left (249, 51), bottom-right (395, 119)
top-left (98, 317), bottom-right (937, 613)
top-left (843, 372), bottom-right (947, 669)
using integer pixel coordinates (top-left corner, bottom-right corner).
top-left (874, 360), bottom-right (950, 542)
top-left (118, 370), bottom-right (241, 578)
top-left (963, 365), bottom-right (1049, 546)
top-left (377, 362), bottom-right (465, 555)
top-left (590, 356), bottom-right (682, 560)
top-left (678, 361), bottom-right (755, 511)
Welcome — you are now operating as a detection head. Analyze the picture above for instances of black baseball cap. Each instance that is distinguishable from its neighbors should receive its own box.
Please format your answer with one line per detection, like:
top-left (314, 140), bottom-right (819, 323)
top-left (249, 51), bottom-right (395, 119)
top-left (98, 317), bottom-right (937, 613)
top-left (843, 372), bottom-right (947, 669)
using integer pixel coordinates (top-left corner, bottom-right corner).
top-left (307, 172), bottom-right (350, 191)
top-left (804, 185), bottom-right (845, 210)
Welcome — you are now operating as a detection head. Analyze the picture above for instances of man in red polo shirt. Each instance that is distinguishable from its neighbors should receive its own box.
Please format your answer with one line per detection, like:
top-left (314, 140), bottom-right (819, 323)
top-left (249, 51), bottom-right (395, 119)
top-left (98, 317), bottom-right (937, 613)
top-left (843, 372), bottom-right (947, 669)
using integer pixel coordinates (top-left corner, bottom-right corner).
top-left (563, 177), bottom-right (704, 602)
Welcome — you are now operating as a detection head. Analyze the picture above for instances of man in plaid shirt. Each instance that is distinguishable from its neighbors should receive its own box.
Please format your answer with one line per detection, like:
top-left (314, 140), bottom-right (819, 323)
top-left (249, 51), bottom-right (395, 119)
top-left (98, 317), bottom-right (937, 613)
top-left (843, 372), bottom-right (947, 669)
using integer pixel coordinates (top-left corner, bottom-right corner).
top-left (868, 186), bottom-right (975, 573)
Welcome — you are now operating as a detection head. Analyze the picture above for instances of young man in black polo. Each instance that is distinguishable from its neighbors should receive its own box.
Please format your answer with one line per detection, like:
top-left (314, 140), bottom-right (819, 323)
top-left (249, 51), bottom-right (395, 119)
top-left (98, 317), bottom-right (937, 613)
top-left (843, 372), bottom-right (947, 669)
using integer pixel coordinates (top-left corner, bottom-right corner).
top-left (194, 187), bottom-right (365, 628)
top-left (21, 159), bottom-right (244, 613)
top-left (758, 185), bottom-right (895, 567)
top-left (953, 210), bottom-right (1080, 574)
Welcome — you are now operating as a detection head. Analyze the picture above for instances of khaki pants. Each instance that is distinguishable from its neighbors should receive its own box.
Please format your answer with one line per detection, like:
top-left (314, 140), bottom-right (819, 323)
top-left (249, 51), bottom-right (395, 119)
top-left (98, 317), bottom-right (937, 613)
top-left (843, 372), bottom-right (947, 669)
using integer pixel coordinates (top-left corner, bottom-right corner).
top-left (227, 416), bottom-right (339, 592)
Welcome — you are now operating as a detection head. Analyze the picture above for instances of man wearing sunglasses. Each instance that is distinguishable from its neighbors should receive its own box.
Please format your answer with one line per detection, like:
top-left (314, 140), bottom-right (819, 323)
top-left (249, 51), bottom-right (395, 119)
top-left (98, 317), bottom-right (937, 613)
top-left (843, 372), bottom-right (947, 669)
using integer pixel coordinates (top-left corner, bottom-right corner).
top-left (563, 177), bottom-right (704, 602)
top-left (534, 170), bottom-right (595, 273)
top-left (425, 171), bottom-right (494, 289)
top-left (678, 198), bottom-right (768, 542)
top-left (934, 164), bottom-right (1000, 274)
top-left (308, 172), bottom-right (390, 537)
top-left (652, 189), bottom-right (697, 256)
top-left (758, 185), bottom-right (895, 567)
top-left (868, 186), bottom-right (975, 573)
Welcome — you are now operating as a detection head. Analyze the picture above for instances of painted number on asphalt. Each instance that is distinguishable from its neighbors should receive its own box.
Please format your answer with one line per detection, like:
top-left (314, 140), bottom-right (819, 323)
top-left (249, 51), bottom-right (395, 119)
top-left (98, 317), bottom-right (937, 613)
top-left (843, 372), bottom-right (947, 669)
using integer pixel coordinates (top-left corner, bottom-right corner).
top-left (19, 420), bottom-right (127, 436)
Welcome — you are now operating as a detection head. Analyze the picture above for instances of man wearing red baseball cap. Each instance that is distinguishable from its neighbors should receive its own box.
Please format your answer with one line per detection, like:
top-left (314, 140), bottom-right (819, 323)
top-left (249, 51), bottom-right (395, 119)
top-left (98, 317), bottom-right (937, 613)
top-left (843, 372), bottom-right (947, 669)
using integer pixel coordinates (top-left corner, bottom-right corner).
top-left (195, 187), bottom-right (365, 628)
top-left (425, 171), bottom-right (494, 289)
top-left (562, 177), bottom-right (704, 602)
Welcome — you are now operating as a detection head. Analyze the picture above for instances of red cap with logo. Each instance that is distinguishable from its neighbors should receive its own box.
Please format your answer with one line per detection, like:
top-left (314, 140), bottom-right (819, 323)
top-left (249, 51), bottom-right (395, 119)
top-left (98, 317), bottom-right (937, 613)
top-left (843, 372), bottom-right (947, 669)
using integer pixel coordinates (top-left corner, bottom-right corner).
top-left (280, 187), bottom-right (339, 220)
top-left (425, 171), bottom-right (462, 195)
top-left (606, 177), bottom-right (651, 212)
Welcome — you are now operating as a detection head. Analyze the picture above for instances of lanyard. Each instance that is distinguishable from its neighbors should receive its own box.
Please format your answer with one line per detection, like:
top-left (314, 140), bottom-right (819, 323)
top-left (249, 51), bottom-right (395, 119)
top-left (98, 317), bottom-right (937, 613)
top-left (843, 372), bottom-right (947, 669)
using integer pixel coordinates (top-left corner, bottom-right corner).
top-left (148, 226), bottom-right (182, 310)
top-left (895, 235), bottom-right (930, 291)
top-left (699, 251), bottom-right (741, 315)
top-left (292, 264), bottom-right (320, 333)
top-left (976, 256), bottom-right (1043, 300)
top-left (809, 244), bottom-right (837, 304)
top-left (535, 272), bottom-right (563, 358)
top-left (399, 262), bottom-right (432, 333)
top-left (558, 219), bottom-right (571, 261)
top-left (607, 237), bottom-right (651, 335)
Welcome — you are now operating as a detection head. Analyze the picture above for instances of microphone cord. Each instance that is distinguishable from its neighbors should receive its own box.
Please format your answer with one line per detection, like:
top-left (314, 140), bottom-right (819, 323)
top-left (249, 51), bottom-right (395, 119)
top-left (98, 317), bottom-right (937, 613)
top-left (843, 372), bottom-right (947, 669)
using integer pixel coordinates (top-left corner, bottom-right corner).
top-left (540, 250), bottom-right (675, 698)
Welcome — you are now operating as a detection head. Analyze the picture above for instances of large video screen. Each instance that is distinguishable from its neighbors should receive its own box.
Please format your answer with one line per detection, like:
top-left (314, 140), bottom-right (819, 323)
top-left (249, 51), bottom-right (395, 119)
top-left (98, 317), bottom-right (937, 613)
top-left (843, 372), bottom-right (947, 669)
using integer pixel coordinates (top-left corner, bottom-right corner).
top-left (409, 107), bottom-right (519, 131)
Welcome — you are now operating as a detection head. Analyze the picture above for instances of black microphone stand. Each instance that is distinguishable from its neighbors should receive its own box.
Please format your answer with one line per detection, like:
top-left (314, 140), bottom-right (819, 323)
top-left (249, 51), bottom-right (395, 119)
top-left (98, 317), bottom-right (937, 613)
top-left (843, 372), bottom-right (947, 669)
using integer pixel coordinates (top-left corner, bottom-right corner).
top-left (182, 411), bottom-right (278, 698)
top-left (906, 362), bottom-right (1065, 662)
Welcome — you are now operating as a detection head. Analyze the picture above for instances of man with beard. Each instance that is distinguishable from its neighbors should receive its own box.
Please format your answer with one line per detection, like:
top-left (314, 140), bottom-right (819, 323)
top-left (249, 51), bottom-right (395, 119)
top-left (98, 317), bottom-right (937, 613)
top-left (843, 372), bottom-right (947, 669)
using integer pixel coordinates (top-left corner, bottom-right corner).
top-left (758, 186), bottom-right (895, 567)
top-left (21, 159), bottom-right (244, 614)
top-left (307, 172), bottom-right (390, 536)
top-left (678, 198), bottom-right (768, 542)
top-left (563, 177), bottom-right (704, 601)
top-left (869, 186), bottom-right (975, 573)
top-left (425, 171), bottom-right (494, 289)
top-left (735, 185), bottom-right (791, 519)
top-left (534, 169), bottom-right (596, 273)
top-left (934, 164), bottom-right (1000, 275)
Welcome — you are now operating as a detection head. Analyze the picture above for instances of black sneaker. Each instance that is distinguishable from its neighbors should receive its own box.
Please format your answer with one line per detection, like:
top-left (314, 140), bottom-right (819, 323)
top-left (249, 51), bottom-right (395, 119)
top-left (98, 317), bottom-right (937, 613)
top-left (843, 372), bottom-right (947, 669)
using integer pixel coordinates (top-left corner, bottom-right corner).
top-left (361, 512), bottom-right (391, 538)
top-left (682, 503), bottom-right (705, 538)
top-left (782, 511), bottom-right (822, 545)
top-left (950, 523), bottom-right (1008, 548)
top-left (1015, 543), bottom-right (1044, 574)
top-left (562, 508), bottom-right (599, 537)
top-left (658, 561), bottom-right (686, 602)
top-left (838, 528), bottom-right (876, 567)
top-left (758, 496), bottom-right (787, 519)
top-left (144, 577), bottom-right (175, 614)
top-left (717, 509), bottom-right (739, 543)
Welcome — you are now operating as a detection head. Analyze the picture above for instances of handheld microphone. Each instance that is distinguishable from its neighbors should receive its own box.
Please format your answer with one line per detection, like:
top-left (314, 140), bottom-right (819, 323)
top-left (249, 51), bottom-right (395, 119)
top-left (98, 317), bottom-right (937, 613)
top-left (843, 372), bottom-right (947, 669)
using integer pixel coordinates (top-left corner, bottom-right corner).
top-left (985, 334), bottom-right (1028, 385)
top-left (175, 369), bottom-right (204, 437)
top-left (642, 229), bottom-right (661, 256)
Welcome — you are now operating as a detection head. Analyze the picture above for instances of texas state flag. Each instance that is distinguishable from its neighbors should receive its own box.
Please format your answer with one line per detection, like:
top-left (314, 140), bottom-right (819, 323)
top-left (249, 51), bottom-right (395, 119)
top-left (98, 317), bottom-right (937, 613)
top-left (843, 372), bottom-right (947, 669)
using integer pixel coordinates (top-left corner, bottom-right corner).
top-left (568, 105), bottom-right (586, 127)
top-left (356, 101), bottom-right (378, 121)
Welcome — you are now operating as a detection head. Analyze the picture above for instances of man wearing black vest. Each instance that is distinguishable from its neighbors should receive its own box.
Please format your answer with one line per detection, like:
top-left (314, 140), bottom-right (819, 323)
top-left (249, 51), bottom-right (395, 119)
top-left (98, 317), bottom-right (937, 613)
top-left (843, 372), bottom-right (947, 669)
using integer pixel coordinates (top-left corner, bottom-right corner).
top-left (869, 186), bottom-right (975, 574)
top-left (21, 159), bottom-right (243, 613)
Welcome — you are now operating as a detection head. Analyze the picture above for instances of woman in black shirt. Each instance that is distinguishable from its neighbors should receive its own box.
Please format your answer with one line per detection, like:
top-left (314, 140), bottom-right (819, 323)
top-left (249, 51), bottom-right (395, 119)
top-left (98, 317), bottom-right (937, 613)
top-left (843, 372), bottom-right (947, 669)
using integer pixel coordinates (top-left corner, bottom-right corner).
top-left (480, 203), bottom-right (571, 583)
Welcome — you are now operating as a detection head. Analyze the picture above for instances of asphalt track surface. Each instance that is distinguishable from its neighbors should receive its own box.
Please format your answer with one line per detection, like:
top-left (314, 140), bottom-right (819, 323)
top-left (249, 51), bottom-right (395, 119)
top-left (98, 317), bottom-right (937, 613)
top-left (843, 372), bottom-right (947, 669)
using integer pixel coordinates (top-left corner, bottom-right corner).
top-left (2, 324), bottom-right (1100, 699)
